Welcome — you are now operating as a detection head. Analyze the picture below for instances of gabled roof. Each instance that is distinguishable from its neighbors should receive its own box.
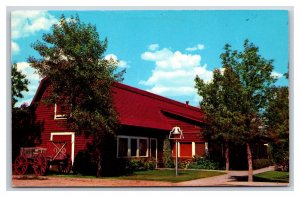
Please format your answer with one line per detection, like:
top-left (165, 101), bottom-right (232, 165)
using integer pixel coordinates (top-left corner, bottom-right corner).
top-left (113, 83), bottom-right (205, 130)
top-left (31, 78), bottom-right (205, 130)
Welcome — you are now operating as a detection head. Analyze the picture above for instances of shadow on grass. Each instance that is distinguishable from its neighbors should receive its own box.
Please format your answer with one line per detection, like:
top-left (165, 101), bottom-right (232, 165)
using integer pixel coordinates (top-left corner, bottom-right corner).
top-left (230, 174), bottom-right (289, 183)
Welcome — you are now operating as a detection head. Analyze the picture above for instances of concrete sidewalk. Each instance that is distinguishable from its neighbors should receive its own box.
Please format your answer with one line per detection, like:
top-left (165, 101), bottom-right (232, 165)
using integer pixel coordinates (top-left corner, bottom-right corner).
top-left (176, 166), bottom-right (289, 187)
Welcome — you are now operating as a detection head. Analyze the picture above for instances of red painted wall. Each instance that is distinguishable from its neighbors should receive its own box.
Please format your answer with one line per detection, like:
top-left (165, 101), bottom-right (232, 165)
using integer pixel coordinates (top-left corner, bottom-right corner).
top-left (32, 81), bottom-right (206, 162)
top-left (33, 86), bottom-right (92, 162)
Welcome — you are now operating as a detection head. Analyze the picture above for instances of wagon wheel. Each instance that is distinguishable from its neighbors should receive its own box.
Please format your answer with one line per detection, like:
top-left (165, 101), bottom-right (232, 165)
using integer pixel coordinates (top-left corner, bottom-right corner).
top-left (14, 155), bottom-right (28, 175)
top-left (58, 157), bottom-right (72, 174)
top-left (33, 153), bottom-right (48, 176)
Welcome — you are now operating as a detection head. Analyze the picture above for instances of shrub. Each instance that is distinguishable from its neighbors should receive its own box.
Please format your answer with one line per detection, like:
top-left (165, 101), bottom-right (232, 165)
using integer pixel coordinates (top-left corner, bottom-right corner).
top-left (178, 160), bottom-right (192, 169)
top-left (73, 150), bottom-right (97, 175)
top-left (124, 158), bottom-right (157, 173)
top-left (253, 159), bottom-right (272, 170)
top-left (188, 156), bottom-right (219, 170)
top-left (269, 141), bottom-right (289, 171)
top-left (163, 137), bottom-right (175, 168)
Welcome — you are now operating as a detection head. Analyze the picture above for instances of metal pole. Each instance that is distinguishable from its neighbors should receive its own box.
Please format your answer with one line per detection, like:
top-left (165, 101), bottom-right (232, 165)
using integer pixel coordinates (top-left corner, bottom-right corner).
top-left (176, 140), bottom-right (178, 176)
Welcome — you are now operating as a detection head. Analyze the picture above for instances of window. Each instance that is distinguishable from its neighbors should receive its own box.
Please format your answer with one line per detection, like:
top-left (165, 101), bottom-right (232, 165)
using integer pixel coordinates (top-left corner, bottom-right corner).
top-left (117, 136), bottom-right (148, 158)
top-left (139, 139), bottom-right (148, 157)
top-left (54, 103), bottom-right (70, 119)
top-left (130, 139), bottom-right (137, 157)
top-left (118, 138), bottom-right (128, 157)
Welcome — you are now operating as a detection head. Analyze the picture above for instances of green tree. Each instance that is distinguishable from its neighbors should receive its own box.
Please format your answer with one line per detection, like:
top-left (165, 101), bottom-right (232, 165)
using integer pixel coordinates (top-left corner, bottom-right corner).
top-left (195, 49), bottom-right (245, 173)
top-left (265, 86), bottom-right (289, 170)
top-left (28, 15), bottom-right (125, 177)
top-left (11, 63), bottom-right (29, 107)
top-left (234, 40), bottom-right (276, 181)
top-left (196, 39), bottom-right (276, 182)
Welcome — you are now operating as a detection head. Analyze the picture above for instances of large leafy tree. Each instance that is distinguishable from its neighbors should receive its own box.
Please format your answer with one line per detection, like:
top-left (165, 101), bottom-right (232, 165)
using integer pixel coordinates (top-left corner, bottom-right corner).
top-left (234, 40), bottom-right (276, 182)
top-left (11, 63), bottom-right (29, 107)
top-left (195, 48), bottom-right (245, 172)
top-left (28, 15), bottom-right (125, 177)
top-left (196, 39), bottom-right (276, 182)
top-left (265, 86), bottom-right (289, 170)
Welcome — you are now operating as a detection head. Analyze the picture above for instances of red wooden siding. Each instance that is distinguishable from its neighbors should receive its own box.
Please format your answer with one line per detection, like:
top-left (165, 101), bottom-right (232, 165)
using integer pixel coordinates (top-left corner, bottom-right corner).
top-left (164, 113), bottom-right (204, 143)
top-left (33, 85), bottom-right (93, 161)
top-left (31, 78), bottom-right (207, 163)
top-left (195, 142), bottom-right (205, 156)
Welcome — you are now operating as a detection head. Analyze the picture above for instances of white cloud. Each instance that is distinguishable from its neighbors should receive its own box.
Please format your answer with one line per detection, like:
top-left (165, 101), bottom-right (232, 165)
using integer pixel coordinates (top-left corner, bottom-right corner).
top-left (185, 44), bottom-right (205, 51)
top-left (11, 41), bottom-right (20, 54)
top-left (11, 10), bottom-right (57, 39)
top-left (139, 46), bottom-right (212, 101)
top-left (16, 62), bottom-right (39, 78)
top-left (148, 44), bottom-right (159, 51)
top-left (105, 54), bottom-right (128, 68)
top-left (271, 71), bottom-right (283, 79)
top-left (14, 62), bottom-right (42, 107)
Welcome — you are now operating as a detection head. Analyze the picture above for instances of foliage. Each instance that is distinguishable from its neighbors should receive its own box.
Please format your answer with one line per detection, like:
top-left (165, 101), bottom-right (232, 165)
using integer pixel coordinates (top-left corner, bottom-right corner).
top-left (72, 150), bottom-right (97, 176)
top-left (125, 158), bottom-right (156, 172)
top-left (162, 137), bottom-right (175, 168)
top-left (28, 14), bottom-right (125, 177)
top-left (102, 158), bottom-right (156, 176)
top-left (195, 45), bottom-right (247, 171)
top-left (265, 87), bottom-right (289, 170)
top-left (269, 142), bottom-right (289, 171)
top-left (217, 40), bottom-right (276, 142)
top-left (12, 104), bottom-right (42, 162)
top-left (11, 63), bottom-right (29, 107)
top-left (187, 155), bottom-right (219, 170)
top-left (253, 159), bottom-right (272, 170)
top-left (195, 39), bottom-right (278, 181)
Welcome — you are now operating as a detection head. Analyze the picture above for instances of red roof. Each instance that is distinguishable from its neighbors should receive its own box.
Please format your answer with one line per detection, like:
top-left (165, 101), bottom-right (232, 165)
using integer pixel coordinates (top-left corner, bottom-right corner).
top-left (112, 82), bottom-right (205, 130)
top-left (31, 79), bottom-right (205, 130)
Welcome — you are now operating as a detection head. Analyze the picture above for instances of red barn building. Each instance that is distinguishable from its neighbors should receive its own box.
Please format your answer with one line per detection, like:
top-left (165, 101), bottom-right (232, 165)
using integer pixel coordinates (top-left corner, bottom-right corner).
top-left (30, 78), bottom-right (207, 168)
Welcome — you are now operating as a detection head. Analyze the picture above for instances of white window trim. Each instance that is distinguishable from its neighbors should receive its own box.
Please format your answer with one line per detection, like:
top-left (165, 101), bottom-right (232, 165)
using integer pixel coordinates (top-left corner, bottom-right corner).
top-left (178, 142), bottom-right (181, 158)
top-left (192, 142), bottom-right (196, 157)
top-left (150, 138), bottom-right (158, 168)
top-left (54, 103), bottom-right (68, 120)
top-left (205, 142), bottom-right (209, 155)
top-left (50, 132), bottom-right (75, 165)
top-left (117, 135), bottom-right (149, 158)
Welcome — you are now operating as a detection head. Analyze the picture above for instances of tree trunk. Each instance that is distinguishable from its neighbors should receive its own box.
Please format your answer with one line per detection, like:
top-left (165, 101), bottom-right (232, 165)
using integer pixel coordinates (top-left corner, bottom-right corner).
top-left (246, 142), bottom-right (253, 182)
top-left (225, 142), bottom-right (230, 172)
top-left (96, 147), bottom-right (103, 177)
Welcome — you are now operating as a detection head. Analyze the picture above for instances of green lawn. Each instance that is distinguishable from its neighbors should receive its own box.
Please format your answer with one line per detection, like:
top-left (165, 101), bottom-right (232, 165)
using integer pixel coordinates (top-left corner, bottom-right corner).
top-left (53, 169), bottom-right (225, 183)
top-left (254, 171), bottom-right (289, 183)
top-left (107, 169), bottom-right (225, 183)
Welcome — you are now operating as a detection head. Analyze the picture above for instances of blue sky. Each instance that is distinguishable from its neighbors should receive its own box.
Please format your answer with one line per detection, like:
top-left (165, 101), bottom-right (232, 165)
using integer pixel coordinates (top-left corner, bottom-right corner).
top-left (11, 10), bottom-right (289, 107)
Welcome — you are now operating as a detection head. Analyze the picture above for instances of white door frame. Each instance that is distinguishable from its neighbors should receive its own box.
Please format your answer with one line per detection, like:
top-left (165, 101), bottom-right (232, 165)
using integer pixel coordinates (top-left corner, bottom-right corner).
top-left (50, 132), bottom-right (75, 164)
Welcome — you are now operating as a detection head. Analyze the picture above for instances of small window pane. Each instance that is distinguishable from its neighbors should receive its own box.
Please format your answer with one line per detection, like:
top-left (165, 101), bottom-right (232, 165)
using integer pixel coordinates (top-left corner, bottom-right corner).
top-left (131, 139), bottom-right (137, 157)
top-left (118, 138), bottom-right (128, 157)
top-left (139, 139), bottom-right (147, 156)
